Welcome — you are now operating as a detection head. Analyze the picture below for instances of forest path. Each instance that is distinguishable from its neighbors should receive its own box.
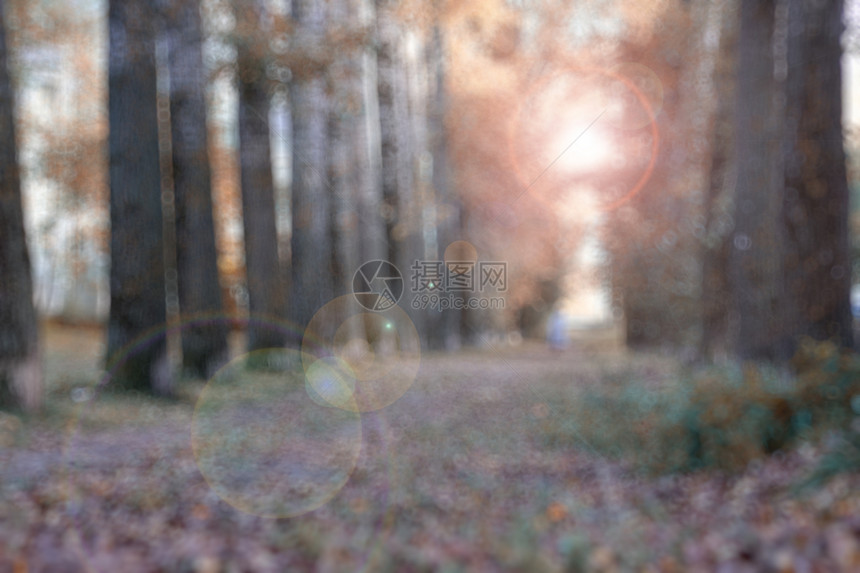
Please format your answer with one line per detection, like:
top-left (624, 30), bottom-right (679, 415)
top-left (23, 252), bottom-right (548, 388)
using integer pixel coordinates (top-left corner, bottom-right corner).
top-left (1, 323), bottom-right (857, 571)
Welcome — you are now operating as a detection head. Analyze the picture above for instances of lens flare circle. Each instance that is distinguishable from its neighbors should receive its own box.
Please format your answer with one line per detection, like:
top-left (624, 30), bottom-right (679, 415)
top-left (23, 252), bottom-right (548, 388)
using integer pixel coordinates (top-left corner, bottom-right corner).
top-left (302, 296), bottom-right (421, 413)
top-left (305, 356), bottom-right (358, 410)
top-left (192, 348), bottom-right (362, 518)
top-left (507, 63), bottom-right (661, 212)
top-left (444, 240), bottom-right (479, 268)
top-left (58, 314), bottom-right (337, 569)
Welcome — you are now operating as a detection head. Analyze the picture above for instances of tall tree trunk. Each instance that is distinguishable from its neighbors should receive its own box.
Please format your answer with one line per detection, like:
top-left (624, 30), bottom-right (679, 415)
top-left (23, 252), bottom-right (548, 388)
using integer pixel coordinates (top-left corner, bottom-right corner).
top-left (328, 0), bottom-right (362, 300)
top-left (163, 0), bottom-right (229, 377)
top-left (328, 0), bottom-right (379, 348)
top-left (375, 0), bottom-right (401, 270)
top-left (353, 0), bottom-right (389, 351)
top-left (290, 0), bottom-right (333, 331)
top-left (782, 0), bottom-right (853, 350)
top-left (0, 0), bottom-right (42, 410)
top-left (237, 0), bottom-right (287, 351)
top-left (727, 0), bottom-right (787, 361)
top-left (406, 28), bottom-right (446, 348)
top-left (425, 21), bottom-right (462, 351)
top-left (376, 0), bottom-right (425, 339)
top-left (603, 0), bottom-right (705, 352)
top-left (106, 0), bottom-right (172, 394)
top-left (357, 0), bottom-right (385, 266)
top-left (700, 0), bottom-right (738, 361)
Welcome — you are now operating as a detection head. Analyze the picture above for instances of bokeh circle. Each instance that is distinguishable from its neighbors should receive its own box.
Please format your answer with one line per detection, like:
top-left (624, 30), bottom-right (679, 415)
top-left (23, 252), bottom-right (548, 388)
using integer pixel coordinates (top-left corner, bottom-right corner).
top-left (192, 348), bottom-right (362, 518)
top-left (302, 296), bottom-right (421, 413)
top-left (507, 63), bottom-right (661, 212)
top-left (443, 240), bottom-right (479, 267)
top-left (59, 314), bottom-right (332, 566)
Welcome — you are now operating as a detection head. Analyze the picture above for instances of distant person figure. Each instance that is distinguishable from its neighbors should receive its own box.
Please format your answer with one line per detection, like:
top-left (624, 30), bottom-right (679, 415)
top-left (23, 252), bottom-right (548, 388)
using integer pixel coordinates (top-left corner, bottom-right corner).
top-left (546, 307), bottom-right (569, 352)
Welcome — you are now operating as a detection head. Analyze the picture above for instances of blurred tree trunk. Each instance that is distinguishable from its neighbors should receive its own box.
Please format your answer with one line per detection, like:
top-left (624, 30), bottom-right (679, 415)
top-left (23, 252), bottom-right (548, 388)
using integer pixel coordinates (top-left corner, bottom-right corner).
top-left (726, 0), bottom-right (787, 361)
top-left (605, 0), bottom-right (704, 352)
top-left (328, 0), bottom-right (363, 301)
top-left (356, 0), bottom-right (385, 266)
top-left (404, 28), bottom-right (433, 345)
top-left (705, 0), bottom-right (854, 362)
top-left (0, 0), bottom-right (42, 410)
top-left (329, 0), bottom-right (381, 348)
top-left (237, 0), bottom-right (287, 351)
top-left (290, 0), bottom-right (333, 330)
top-left (353, 0), bottom-right (388, 350)
top-left (106, 0), bottom-right (172, 394)
top-left (700, 0), bottom-right (738, 361)
top-left (375, 0), bottom-right (403, 269)
top-left (376, 0), bottom-right (425, 338)
top-left (163, 0), bottom-right (229, 376)
top-left (782, 0), bottom-right (853, 350)
top-left (425, 20), bottom-right (462, 351)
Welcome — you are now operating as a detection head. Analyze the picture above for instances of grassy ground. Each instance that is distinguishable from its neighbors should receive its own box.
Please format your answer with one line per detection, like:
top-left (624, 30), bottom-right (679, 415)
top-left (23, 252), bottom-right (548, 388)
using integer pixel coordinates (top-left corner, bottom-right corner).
top-left (0, 322), bottom-right (859, 571)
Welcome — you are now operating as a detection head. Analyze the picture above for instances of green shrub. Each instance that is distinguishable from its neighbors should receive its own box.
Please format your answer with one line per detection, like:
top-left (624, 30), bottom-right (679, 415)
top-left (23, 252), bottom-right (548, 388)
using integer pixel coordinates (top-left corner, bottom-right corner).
top-left (557, 340), bottom-right (860, 474)
top-left (795, 430), bottom-right (860, 492)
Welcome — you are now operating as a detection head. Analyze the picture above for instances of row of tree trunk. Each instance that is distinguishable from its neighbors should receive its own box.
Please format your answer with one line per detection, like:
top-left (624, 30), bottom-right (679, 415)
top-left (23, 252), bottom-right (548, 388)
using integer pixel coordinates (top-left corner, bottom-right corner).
top-left (0, 0), bottom-right (460, 405)
top-left (100, 0), bottom-right (460, 394)
top-left (706, 0), bottom-right (853, 361)
top-left (608, 0), bottom-right (853, 363)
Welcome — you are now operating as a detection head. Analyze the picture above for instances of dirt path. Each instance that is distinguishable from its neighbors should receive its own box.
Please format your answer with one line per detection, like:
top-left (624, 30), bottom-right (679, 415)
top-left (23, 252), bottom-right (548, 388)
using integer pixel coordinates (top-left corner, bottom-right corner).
top-left (1, 326), bottom-right (859, 571)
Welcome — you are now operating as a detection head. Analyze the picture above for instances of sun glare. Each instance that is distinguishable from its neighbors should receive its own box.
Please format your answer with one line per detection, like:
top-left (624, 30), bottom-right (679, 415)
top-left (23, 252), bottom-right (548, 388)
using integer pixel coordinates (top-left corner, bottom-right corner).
top-left (546, 119), bottom-right (614, 174)
top-left (513, 74), bottom-right (619, 184)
